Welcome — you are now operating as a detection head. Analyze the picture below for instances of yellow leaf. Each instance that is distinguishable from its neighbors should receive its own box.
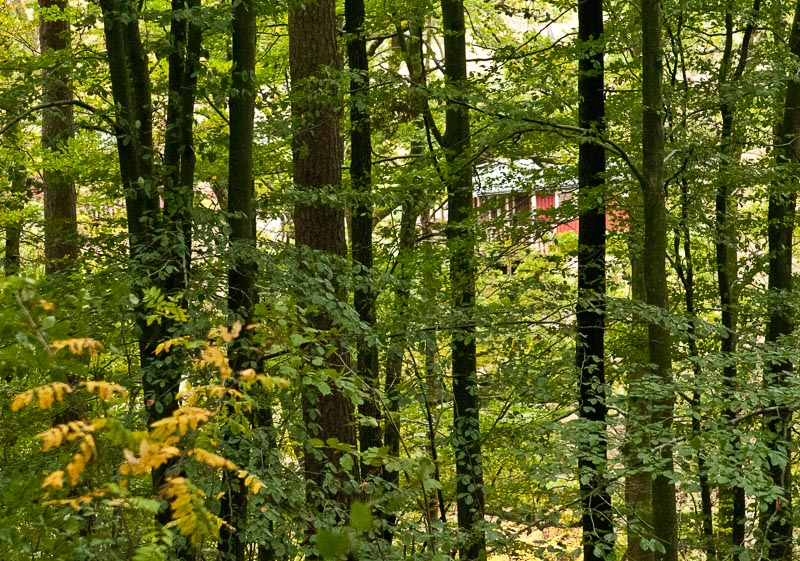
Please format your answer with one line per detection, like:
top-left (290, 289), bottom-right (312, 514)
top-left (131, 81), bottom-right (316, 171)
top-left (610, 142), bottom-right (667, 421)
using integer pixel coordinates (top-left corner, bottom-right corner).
top-left (41, 470), bottom-right (65, 490)
top-left (83, 381), bottom-right (127, 401)
top-left (190, 448), bottom-right (238, 471)
top-left (11, 389), bottom-right (34, 412)
top-left (156, 336), bottom-right (191, 355)
top-left (51, 338), bottom-right (103, 357)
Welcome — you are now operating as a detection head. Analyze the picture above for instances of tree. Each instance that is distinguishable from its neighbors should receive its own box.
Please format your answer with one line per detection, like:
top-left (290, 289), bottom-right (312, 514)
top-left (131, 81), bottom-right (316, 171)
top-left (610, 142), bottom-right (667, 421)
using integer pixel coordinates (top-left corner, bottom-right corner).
top-left (288, 0), bottom-right (358, 524)
top-left (762, 1), bottom-right (800, 558)
top-left (218, 0), bottom-right (255, 558)
top-left (576, 0), bottom-right (613, 557)
top-left (40, 0), bottom-right (77, 273)
top-left (441, 1), bottom-right (485, 559)
top-left (640, 0), bottom-right (677, 558)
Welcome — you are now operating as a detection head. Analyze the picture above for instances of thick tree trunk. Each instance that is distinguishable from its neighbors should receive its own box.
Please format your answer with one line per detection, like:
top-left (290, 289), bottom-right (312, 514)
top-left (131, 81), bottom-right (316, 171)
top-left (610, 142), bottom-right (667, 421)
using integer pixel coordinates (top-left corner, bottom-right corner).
top-left (99, 5), bottom-right (189, 555)
top-left (441, 1), bottom-right (485, 559)
top-left (576, 0), bottom-right (613, 558)
top-left (289, 0), bottom-right (358, 520)
top-left (640, 0), bottom-right (677, 559)
top-left (218, 0), bottom-right (254, 558)
top-left (40, 0), bottom-right (78, 274)
top-left (762, 3), bottom-right (800, 559)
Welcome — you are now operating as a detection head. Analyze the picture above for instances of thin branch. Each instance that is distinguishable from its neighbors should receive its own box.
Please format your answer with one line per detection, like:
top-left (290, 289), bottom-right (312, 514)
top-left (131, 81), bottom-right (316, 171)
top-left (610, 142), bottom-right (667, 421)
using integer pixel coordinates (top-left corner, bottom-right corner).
top-left (1, 99), bottom-right (110, 137)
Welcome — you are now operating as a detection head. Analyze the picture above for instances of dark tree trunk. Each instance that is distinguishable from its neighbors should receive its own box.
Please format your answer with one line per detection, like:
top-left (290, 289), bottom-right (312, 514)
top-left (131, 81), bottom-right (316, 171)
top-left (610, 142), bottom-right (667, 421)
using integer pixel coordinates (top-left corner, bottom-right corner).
top-left (218, 0), bottom-right (254, 558)
top-left (576, 0), bottom-right (613, 558)
top-left (762, 2), bottom-right (800, 559)
top-left (163, 0), bottom-right (201, 298)
top-left (99, 5), bottom-right (192, 556)
top-left (441, 1), bottom-right (485, 559)
top-left (4, 161), bottom-right (25, 277)
top-left (289, 0), bottom-right (358, 518)
top-left (640, 0), bottom-right (677, 559)
top-left (40, 0), bottom-right (78, 274)
top-left (672, 178), bottom-right (715, 559)
top-left (345, 0), bottom-right (381, 481)
top-left (716, 0), bottom-right (759, 551)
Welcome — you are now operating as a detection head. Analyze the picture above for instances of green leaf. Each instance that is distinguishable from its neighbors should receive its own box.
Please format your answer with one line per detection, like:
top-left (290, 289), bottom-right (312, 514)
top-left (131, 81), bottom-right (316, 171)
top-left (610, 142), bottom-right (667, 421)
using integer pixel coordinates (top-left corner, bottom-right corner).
top-left (316, 528), bottom-right (349, 560)
top-left (349, 501), bottom-right (372, 532)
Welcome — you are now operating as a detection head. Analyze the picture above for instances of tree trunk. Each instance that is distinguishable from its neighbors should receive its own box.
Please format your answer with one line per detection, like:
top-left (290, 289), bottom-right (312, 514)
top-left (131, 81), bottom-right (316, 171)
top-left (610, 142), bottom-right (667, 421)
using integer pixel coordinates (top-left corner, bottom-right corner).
top-left (625, 246), bottom-right (654, 561)
top-left (640, 0), bottom-right (677, 558)
top-left (289, 0), bottom-right (358, 520)
top-left (762, 2), bottom-right (800, 559)
top-left (4, 161), bottom-right (25, 277)
top-left (576, 0), bottom-right (613, 557)
top-left (716, 0), bottom-right (759, 551)
top-left (163, 0), bottom-right (201, 298)
top-left (345, 0), bottom-right (381, 482)
top-left (218, 0), bottom-right (254, 558)
top-left (99, 4), bottom-right (190, 554)
top-left (441, 1), bottom-right (485, 559)
top-left (40, 0), bottom-right (77, 274)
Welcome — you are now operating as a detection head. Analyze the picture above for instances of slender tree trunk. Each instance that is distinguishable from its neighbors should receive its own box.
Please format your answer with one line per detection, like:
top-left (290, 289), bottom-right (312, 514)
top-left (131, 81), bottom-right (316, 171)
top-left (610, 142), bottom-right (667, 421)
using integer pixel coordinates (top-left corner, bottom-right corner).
top-left (40, 0), bottom-right (78, 274)
top-left (576, 0), bottom-right (613, 558)
top-left (441, 1), bottom-right (485, 559)
top-left (762, 3), bottom-right (800, 559)
top-left (289, 0), bottom-right (358, 521)
top-left (4, 162), bottom-right (25, 277)
top-left (625, 246), bottom-right (653, 561)
top-left (672, 178), bottom-right (715, 559)
top-left (716, 0), bottom-right (759, 552)
top-left (640, 0), bottom-right (677, 558)
top-left (163, 0), bottom-right (201, 298)
top-left (345, 0), bottom-right (381, 482)
top-left (218, 0), bottom-right (255, 558)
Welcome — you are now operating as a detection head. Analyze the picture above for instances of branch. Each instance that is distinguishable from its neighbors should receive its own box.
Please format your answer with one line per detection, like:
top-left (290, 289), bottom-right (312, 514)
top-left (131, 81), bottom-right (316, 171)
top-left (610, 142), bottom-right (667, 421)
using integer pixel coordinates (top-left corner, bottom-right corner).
top-left (454, 99), bottom-right (646, 184)
top-left (0, 99), bottom-right (110, 137)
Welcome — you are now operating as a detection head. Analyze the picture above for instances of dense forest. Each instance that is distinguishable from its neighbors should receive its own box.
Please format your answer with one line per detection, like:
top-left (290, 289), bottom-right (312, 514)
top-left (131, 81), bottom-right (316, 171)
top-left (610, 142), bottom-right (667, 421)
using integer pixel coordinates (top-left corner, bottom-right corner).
top-left (2, 0), bottom-right (800, 559)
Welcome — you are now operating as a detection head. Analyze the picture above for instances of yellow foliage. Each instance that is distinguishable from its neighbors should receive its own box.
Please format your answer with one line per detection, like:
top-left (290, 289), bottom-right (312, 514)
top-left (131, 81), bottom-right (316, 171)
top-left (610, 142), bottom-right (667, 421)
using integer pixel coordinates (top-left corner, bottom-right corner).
top-left (209, 321), bottom-right (242, 343)
top-left (164, 477), bottom-right (224, 547)
top-left (242, 472), bottom-right (264, 495)
top-left (41, 470), bottom-right (65, 491)
top-left (12, 382), bottom-right (73, 412)
top-left (155, 336), bottom-right (191, 355)
top-left (237, 370), bottom-right (290, 391)
top-left (50, 338), bottom-right (103, 357)
top-left (38, 423), bottom-right (97, 490)
top-left (38, 420), bottom-right (96, 451)
top-left (196, 345), bottom-right (232, 379)
top-left (83, 381), bottom-right (127, 401)
top-left (150, 407), bottom-right (212, 440)
top-left (190, 448), bottom-right (238, 471)
top-left (120, 437), bottom-right (181, 476)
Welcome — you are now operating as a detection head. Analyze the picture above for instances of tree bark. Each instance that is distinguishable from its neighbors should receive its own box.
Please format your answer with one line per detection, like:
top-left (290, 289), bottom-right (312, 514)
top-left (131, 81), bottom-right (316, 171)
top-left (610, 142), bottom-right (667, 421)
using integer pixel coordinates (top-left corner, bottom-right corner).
top-left (716, 0), bottom-right (759, 551)
top-left (218, 0), bottom-right (254, 558)
top-left (762, 2), bottom-right (800, 558)
top-left (40, 0), bottom-right (78, 274)
top-left (640, 0), bottom-right (677, 558)
top-left (441, 1), bottom-right (485, 559)
top-left (99, 4), bottom-right (192, 554)
top-left (345, 0), bottom-right (381, 483)
top-left (289, 0), bottom-right (358, 520)
top-left (576, 0), bottom-right (613, 558)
